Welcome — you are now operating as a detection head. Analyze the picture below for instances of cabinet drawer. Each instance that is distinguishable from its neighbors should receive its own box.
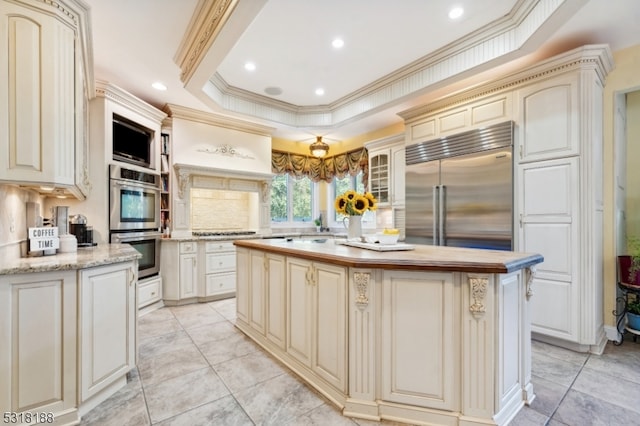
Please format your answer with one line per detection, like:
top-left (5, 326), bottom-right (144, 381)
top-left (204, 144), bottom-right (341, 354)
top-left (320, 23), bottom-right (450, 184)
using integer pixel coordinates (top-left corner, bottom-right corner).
top-left (205, 272), bottom-right (236, 296)
top-left (180, 241), bottom-right (197, 254)
top-left (206, 253), bottom-right (236, 273)
top-left (138, 278), bottom-right (162, 308)
top-left (205, 241), bottom-right (235, 252)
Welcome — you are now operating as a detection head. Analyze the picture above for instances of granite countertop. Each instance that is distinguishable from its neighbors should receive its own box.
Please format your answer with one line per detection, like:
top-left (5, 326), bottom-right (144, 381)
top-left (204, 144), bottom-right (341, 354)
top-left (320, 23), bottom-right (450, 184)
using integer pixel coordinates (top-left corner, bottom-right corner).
top-left (161, 231), bottom-right (341, 242)
top-left (0, 244), bottom-right (142, 275)
top-left (234, 239), bottom-right (543, 274)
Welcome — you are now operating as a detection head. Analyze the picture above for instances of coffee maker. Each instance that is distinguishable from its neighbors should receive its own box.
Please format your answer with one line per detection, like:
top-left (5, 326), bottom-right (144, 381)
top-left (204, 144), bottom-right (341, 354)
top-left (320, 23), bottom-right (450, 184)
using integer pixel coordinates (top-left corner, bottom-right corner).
top-left (69, 214), bottom-right (94, 246)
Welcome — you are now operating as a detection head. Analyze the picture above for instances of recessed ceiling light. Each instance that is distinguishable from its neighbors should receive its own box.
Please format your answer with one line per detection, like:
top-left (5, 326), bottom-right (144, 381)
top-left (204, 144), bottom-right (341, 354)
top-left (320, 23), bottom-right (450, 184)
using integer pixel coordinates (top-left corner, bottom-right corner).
top-left (315, 88), bottom-right (325, 96)
top-left (332, 38), bottom-right (344, 49)
top-left (244, 62), bottom-right (256, 71)
top-left (449, 6), bottom-right (464, 20)
top-left (152, 82), bottom-right (167, 91)
top-left (265, 86), bottom-right (283, 96)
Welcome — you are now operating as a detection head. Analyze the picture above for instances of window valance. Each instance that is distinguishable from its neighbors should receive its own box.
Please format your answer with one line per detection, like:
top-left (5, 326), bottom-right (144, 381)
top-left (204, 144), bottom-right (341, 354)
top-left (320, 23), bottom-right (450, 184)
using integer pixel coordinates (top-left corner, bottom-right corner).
top-left (272, 148), bottom-right (368, 184)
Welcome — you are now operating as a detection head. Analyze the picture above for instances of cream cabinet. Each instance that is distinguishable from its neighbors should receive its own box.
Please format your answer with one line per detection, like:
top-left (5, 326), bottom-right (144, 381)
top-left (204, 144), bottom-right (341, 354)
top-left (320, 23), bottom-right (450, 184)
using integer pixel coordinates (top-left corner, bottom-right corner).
top-left (365, 134), bottom-right (405, 208)
top-left (235, 247), bottom-right (250, 324)
top-left (0, 0), bottom-right (92, 199)
top-left (286, 257), bottom-right (347, 392)
top-left (0, 259), bottom-right (138, 425)
top-left (380, 270), bottom-right (458, 410)
top-left (138, 274), bottom-right (163, 310)
top-left (78, 261), bottom-right (137, 405)
top-left (265, 253), bottom-right (286, 349)
top-left (179, 242), bottom-right (198, 300)
top-left (204, 241), bottom-right (236, 299)
top-left (0, 270), bottom-right (78, 425)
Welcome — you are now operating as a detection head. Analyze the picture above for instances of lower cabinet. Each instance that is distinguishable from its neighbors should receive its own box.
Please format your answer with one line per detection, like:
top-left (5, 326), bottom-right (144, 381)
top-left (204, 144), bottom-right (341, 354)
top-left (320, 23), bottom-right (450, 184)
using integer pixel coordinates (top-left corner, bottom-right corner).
top-left (161, 239), bottom-right (237, 305)
top-left (0, 260), bottom-right (138, 425)
top-left (138, 274), bottom-right (162, 309)
top-left (0, 270), bottom-right (78, 425)
top-left (78, 261), bottom-right (137, 404)
top-left (286, 257), bottom-right (348, 393)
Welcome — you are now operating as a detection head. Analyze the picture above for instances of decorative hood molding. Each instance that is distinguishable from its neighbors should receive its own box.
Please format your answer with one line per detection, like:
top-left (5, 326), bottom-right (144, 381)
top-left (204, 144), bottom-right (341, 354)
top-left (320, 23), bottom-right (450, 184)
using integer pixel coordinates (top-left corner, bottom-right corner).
top-left (173, 163), bottom-right (273, 199)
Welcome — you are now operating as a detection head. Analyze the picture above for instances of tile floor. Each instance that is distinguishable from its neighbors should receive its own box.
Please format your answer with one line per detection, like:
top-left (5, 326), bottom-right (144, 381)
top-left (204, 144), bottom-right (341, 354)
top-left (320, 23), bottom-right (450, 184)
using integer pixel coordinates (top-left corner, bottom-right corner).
top-left (80, 299), bottom-right (640, 425)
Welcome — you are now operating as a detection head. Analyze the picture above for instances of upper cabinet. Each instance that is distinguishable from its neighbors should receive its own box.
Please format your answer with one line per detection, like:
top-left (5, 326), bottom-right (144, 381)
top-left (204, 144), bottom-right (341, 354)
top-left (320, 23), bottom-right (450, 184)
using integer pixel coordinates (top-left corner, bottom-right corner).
top-left (0, 0), bottom-right (94, 199)
top-left (365, 134), bottom-right (405, 208)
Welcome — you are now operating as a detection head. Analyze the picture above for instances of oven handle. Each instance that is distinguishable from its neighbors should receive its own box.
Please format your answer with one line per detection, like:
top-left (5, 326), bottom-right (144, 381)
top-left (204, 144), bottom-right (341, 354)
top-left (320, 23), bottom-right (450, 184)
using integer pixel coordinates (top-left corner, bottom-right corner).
top-left (111, 179), bottom-right (160, 191)
top-left (111, 232), bottom-right (162, 244)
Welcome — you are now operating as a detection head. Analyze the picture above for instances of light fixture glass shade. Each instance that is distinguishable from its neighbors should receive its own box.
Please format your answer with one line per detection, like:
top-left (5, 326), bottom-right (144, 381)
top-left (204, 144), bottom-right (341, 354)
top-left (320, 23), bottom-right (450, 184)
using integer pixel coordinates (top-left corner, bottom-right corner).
top-left (310, 136), bottom-right (329, 158)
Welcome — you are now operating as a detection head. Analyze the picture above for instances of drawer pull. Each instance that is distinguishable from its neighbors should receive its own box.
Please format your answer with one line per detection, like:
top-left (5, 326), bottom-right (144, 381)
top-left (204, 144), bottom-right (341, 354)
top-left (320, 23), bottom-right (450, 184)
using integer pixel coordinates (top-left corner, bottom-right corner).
top-left (151, 292), bottom-right (156, 296)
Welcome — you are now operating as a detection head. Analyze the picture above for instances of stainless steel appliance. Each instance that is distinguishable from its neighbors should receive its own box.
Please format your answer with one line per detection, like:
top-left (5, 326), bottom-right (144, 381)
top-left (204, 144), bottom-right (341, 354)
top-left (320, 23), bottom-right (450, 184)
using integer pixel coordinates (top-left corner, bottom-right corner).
top-left (109, 164), bottom-right (161, 231)
top-left (405, 121), bottom-right (513, 250)
top-left (110, 230), bottom-right (161, 279)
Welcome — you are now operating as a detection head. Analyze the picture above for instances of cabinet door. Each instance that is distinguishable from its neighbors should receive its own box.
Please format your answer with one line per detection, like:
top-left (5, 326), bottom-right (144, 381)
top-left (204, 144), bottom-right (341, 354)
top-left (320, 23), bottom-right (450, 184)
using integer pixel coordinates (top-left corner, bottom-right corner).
top-left (516, 73), bottom-right (579, 163)
top-left (369, 152), bottom-right (390, 204)
top-left (518, 157), bottom-right (579, 341)
top-left (381, 270), bottom-right (457, 410)
top-left (0, 2), bottom-right (79, 192)
top-left (235, 247), bottom-right (250, 324)
top-left (79, 262), bottom-right (136, 402)
top-left (391, 145), bottom-right (405, 206)
top-left (266, 253), bottom-right (286, 349)
top-left (313, 263), bottom-right (347, 392)
top-left (249, 250), bottom-right (266, 334)
top-left (0, 271), bottom-right (77, 418)
top-left (286, 258), bottom-right (314, 366)
top-left (179, 253), bottom-right (198, 299)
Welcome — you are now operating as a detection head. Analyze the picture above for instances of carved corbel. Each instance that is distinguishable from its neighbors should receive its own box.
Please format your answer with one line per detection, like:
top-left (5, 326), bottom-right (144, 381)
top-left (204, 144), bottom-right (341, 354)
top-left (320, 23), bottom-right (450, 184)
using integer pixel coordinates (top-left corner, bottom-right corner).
top-left (468, 275), bottom-right (489, 318)
top-left (261, 180), bottom-right (271, 203)
top-left (176, 170), bottom-right (190, 199)
top-left (525, 266), bottom-right (536, 301)
top-left (353, 272), bottom-right (370, 308)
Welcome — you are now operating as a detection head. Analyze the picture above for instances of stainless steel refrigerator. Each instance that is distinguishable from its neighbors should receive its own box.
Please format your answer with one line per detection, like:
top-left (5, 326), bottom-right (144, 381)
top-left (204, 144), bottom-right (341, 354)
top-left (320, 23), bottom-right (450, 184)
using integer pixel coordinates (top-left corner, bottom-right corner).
top-left (405, 121), bottom-right (513, 250)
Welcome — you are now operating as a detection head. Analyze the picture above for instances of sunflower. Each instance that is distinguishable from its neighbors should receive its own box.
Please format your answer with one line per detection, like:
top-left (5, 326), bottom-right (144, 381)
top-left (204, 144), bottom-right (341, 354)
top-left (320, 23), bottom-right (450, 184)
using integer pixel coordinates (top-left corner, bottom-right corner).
top-left (364, 192), bottom-right (377, 211)
top-left (350, 194), bottom-right (369, 215)
top-left (334, 194), bottom-right (348, 214)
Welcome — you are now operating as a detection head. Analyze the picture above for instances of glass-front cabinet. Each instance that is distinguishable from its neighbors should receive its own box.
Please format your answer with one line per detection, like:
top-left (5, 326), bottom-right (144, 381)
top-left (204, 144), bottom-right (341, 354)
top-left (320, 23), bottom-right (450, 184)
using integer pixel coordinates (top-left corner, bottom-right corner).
top-left (370, 153), bottom-right (390, 204)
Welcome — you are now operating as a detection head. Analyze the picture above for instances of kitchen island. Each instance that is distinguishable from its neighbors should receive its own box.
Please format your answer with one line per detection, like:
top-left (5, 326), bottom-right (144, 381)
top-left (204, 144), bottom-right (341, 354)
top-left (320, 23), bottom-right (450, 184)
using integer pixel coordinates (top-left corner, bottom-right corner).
top-left (234, 239), bottom-right (543, 426)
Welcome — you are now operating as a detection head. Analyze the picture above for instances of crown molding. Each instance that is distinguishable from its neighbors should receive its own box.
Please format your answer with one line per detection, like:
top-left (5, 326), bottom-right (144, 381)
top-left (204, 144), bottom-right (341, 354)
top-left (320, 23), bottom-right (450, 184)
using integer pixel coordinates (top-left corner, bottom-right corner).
top-left (197, 0), bottom-right (584, 130)
top-left (174, 0), bottom-right (239, 84)
top-left (95, 81), bottom-right (167, 122)
top-left (163, 103), bottom-right (275, 137)
top-left (398, 44), bottom-right (614, 122)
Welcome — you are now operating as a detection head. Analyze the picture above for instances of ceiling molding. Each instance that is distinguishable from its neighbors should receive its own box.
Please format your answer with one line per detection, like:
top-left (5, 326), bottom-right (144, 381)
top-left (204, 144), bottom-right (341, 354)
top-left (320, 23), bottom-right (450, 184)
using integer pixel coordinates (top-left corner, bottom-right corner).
top-left (398, 44), bottom-right (614, 121)
top-left (163, 103), bottom-right (276, 137)
top-left (95, 81), bottom-right (167, 123)
top-left (174, 0), bottom-right (239, 84)
top-left (199, 0), bottom-right (584, 130)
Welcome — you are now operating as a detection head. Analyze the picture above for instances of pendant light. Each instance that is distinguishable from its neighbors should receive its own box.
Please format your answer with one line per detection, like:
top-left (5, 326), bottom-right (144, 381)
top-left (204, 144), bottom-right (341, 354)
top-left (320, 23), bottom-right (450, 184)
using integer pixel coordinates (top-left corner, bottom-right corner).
top-left (309, 136), bottom-right (329, 158)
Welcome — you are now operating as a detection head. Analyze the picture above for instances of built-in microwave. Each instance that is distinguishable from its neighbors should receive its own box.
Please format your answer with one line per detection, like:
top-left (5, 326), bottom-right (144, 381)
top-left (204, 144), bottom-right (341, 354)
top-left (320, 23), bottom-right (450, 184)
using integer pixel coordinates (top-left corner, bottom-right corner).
top-left (109, 165), bottom-right (161, 231)
top-left (112, 114), bottom-right (153, 169)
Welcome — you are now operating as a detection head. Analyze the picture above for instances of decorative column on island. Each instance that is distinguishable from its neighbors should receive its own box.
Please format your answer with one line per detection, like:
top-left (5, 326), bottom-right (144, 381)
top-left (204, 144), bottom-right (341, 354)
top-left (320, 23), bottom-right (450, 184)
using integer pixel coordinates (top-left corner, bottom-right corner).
top-left (233, 239), bottom-right (543, 426)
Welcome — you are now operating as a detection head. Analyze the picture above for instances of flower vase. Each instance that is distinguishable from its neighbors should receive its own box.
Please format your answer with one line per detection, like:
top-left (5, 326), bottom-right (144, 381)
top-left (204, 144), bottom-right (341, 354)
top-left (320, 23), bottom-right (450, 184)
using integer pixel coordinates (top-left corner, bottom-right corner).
top-left (343, 215), bottom-right (362, 240)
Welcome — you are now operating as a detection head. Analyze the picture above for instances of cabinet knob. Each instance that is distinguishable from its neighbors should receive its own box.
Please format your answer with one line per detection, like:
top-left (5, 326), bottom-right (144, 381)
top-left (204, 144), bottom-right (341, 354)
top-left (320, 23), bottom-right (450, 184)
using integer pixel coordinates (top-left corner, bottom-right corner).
top-left (151, 292), bottom-right (156, 296)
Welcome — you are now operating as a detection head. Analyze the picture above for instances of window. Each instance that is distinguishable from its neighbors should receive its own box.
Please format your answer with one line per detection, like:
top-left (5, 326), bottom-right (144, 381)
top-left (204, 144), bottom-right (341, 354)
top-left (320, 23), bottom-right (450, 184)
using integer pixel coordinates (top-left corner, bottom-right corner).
top-left (271, 174), bottom-right (316, 225)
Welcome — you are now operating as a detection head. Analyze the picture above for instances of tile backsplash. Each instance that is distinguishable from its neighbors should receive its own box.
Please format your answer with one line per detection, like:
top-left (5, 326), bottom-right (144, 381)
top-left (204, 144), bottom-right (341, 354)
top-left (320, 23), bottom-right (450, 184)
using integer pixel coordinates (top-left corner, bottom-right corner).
top-left (0, 184), bottom-right (44, 258)
top-left (190, 188), bottom-right (259, 231)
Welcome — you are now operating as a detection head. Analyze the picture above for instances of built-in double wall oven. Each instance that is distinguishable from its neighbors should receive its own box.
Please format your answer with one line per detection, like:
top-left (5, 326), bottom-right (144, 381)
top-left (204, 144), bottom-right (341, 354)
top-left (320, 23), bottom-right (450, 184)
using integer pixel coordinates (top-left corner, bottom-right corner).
top-left (109, 164), bottom-right (162, 279)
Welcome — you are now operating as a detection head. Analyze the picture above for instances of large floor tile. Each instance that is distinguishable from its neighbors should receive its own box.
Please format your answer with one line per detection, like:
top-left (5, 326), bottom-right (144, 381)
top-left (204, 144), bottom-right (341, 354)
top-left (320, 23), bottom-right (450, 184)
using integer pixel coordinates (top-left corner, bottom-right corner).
top-left (170, 303), bottom-right (226, 329)
top-left (185, 319), bottom-right (239, 346)
top-left (154, 395), bottom-right (253, 426)
top-left (509, 405), bottom-right (550, 426)
top-left (571, 366), bottom-right (640, 414)
top-left (209, 298), bottom-right (238, 320)
top-left (137, 343), bottom-right (209, 387)
top-left (138, 330), bottom-right (194, 360)
top-left (233, 373), bottom-right (325, 425)
top-left (532, 340), bottom-right (589, 365)
top-left (213, 350), bottom-right (288, 393)
top-left (582, 342), bottom-right (640, 384)
top-left (532, 353), bottom-right (584, 387)
top-left (551, 389), bottom-right (639, 425)
top-left (528, 376), bottom-right (569, 417)
top-left (198, 331), bottom-right (261, 365)
top-left (144, 367), bottom-right (231, 423)
top-left (138, 316), bottom-right (183, 342)
top-left (287, 402), bottom-right (358, 425)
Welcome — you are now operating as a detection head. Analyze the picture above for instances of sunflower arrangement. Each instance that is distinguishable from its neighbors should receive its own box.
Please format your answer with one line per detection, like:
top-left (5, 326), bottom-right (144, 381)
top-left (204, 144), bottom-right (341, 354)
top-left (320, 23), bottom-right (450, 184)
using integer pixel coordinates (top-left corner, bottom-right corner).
top-left (334, 190), bottom-right (377, 216)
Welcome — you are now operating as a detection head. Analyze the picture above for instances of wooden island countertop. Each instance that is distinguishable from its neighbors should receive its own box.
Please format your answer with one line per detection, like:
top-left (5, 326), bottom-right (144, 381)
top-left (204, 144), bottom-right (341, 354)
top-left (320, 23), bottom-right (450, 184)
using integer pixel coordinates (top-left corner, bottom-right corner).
top-left (233, 238), bottom-right (543, 274)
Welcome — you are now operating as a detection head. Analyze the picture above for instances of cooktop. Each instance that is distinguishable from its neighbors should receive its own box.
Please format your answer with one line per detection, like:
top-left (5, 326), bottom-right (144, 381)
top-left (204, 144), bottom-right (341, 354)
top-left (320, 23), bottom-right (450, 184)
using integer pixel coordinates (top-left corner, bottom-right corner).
top-left (191, 231), bottom-right (257, 237)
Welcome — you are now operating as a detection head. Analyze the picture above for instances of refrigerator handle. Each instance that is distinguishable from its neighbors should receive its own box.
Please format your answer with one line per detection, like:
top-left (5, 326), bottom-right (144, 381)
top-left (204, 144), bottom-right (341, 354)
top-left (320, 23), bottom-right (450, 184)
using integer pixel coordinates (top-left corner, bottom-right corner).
top-left (433, 185), bottom-right (439, 245)
top-left (439, 185), bottom-right (446, 246)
